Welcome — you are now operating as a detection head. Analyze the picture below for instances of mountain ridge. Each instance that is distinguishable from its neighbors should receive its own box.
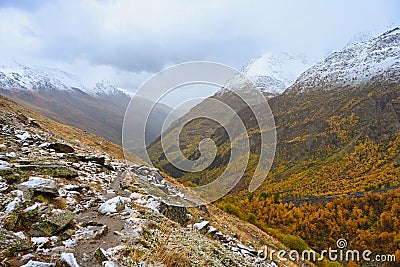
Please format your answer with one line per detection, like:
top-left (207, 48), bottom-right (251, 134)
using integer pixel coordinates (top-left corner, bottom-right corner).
top-left (0, 61), bottom-right (176, 147)
top-left (0, 60), bottom-right (132, 97)
top-left (287, 27), bottom-right (400, 94)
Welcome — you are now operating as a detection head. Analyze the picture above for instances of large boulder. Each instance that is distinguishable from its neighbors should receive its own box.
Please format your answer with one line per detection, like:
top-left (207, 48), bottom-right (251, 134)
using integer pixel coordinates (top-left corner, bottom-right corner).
top-left (18, 177), bottom-right (59, 196)
top-left (29, 210), bottom-right (74, 237)
top-left (98, 196), bottom-right (130, 215)
top-left (158, 201), bottom-right (187, 225)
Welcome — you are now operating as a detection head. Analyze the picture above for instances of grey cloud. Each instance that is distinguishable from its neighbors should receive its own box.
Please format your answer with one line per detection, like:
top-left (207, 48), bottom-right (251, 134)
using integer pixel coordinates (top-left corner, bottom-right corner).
top-left (0, 0), bottom-right (399, 88)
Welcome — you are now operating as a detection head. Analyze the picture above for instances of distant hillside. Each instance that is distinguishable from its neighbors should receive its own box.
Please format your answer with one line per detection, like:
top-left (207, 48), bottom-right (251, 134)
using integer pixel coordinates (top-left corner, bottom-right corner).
top-left (0, 61), bottom-right (176, 146)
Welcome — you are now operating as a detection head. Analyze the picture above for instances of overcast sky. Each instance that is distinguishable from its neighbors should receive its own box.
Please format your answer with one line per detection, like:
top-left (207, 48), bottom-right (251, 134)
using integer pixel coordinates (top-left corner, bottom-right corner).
top-left (0, 0), bottom-right (399, 91)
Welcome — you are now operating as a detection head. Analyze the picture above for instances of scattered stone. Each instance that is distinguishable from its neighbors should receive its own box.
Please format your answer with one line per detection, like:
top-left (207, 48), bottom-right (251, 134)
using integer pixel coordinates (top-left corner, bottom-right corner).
top-left (207, 226), bottom-right (218, 235)
top-left (47, 143), bottom-right (75, 153)
top-left (0, 109), bottom-right (270, 266)
top-left (197, 204), bottom-right (210, 215)
top-left (102, 261), bottom-right (120, 267)
top-left (94, 247), bottom-right (108, 263)
top-left (158, 201), bottom-right (187, 225)
top-left (193, 220), bottom-right (210, 233)
top-left (0, 228), bottom-right (31, 257)
top-left (64, 184), bottom-right (81, 191)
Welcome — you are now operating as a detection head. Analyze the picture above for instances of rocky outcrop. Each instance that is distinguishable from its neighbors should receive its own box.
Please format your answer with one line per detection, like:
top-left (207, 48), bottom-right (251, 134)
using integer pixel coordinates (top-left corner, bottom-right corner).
top-left (158, 201), bottom-right (187, 225)
top-left (47, 143), bottom-right (75, 153)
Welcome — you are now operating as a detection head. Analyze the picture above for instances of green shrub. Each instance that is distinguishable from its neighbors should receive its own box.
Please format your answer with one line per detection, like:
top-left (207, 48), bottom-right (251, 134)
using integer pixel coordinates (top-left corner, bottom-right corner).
top-left (282, 234), bottom-right (307, 252)
top-left (246, 212), bottom-right (256, 223)
top-left (222, 203), bottom-right (242, 218)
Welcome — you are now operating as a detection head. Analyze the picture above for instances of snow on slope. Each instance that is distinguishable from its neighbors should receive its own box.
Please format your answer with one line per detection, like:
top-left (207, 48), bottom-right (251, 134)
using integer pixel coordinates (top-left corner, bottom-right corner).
top-left (240, 52), bottom-right (316, 94)
top-left (94, 80), bottom-right (133, 97)
top-left (288, 27), bottom-right (400, 93)
top-left (0, 60), bottom-right (130, 97)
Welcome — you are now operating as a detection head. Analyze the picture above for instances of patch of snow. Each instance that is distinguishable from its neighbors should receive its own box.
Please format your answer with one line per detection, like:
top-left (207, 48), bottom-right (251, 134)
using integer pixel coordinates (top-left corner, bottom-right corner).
top-left (59, 252), bottom-right (79, 267)
top-left (16, 132), bottom-right (31, 141)
top-left (193, 220), bottom-right (209, 231)
top-left (23, 203), bottom-right (39, 213)
top-left (103, 261), bottom-right (121, 267)
top-left (6, 152), bottom-right (16, 158)
top-left (21, 253), bottom-right (35, 261)
top-left (21, 260), bottom-right (55, 267)
top-left (62, 238), bottom-right (76, 248)
top-left (31, 237), bottom-right (49, 248)
top-left (0, 160), bottom-right (10, 170)
top-left (207, 226), bottom-right (217, 234)
top-left (129, 192), bottom-right (143, 200)
top-left (15, 231), bottom-right (27, 240)
top-left (5, 196), bottom-right (21, 212)
top-left (99, 196), bottom-right (130, 214)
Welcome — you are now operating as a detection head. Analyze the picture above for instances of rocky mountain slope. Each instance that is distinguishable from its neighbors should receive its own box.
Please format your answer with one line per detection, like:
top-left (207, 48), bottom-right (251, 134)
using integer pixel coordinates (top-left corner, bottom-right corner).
top-left (288, 27), bottom-right (400, 93)
top-left (0, 95), bottom-right (303, 267)
top-left (0, 61), bottom-right (175, 146)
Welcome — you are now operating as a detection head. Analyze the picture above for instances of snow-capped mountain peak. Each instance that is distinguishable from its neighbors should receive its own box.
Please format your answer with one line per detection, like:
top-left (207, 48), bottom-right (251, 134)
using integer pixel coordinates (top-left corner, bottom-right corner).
top-left (239, 52), bottom-right (316, 94)
top-left (0, 61), bottom-right (131, 97)
top-left (0, 60), bottom-right (87, 91)
top-left (288, 27), bottom-right (400, 93)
